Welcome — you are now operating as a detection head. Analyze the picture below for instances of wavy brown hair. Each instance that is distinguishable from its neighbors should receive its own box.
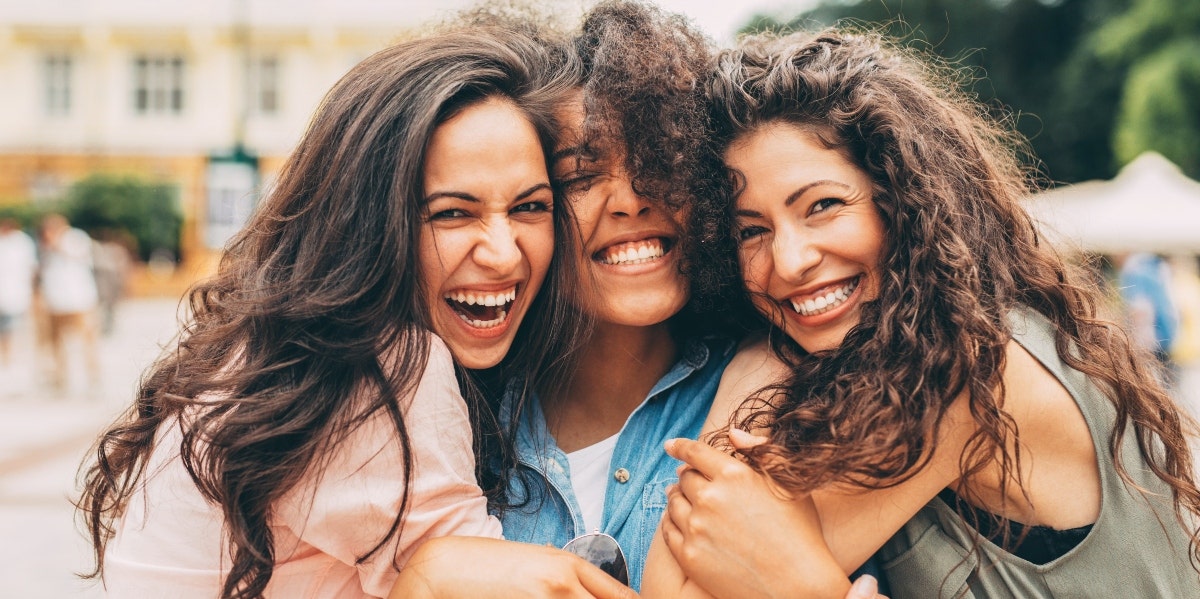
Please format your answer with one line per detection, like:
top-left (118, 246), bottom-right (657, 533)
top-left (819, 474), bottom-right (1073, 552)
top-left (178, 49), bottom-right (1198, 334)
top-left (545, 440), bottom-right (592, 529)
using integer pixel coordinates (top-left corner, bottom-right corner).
top-left (700, 28), bottom-right (1200, 565)
top-left (76, 26), bottom-right (582, 599)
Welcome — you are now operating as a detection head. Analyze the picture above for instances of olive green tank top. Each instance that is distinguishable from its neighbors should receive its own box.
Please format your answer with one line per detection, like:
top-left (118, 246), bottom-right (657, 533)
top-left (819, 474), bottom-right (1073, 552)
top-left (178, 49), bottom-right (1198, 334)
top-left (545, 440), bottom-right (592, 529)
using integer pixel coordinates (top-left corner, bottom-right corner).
top-left (877, 308), bottom-right (1199, 598)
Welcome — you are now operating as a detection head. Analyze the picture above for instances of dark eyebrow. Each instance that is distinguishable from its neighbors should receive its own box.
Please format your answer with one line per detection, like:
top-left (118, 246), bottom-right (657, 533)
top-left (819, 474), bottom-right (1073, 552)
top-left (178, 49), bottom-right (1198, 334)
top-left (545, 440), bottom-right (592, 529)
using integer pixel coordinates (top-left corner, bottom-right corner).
top-left (423, 191), bottom-right (478, 204)
top-left (514, 182), bottom-right (553, 200)
top-left (734, 208), bottom-right (762, 218)
top-left (784, 180), bottom-right (852, 207)
top-left (424, 182), bottom-right (551, 205)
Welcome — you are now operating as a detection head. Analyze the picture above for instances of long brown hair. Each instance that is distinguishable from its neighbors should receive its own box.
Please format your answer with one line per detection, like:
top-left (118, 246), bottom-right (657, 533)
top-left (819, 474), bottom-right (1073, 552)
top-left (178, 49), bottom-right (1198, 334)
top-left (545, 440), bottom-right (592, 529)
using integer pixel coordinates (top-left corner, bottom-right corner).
top-left (700, 28), bottom-right (1200, 564)
top-left (77, 26), bottom-right (582, 599)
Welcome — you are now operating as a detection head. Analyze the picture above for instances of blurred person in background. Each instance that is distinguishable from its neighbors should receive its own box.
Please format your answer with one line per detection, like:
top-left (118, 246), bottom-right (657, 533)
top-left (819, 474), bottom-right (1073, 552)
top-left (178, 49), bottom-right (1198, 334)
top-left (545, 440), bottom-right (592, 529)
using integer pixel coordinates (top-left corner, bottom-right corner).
top-left (37, 213), bottom-right (100, 392)
top-left (91, 229), bottom-right (134, 336)
top-left (0, 217), bottom-right (38, 369)
top-left (1167, 255), bottom-right (1200, 365)
top-left (1118, 252), bottom-right (1180, 385)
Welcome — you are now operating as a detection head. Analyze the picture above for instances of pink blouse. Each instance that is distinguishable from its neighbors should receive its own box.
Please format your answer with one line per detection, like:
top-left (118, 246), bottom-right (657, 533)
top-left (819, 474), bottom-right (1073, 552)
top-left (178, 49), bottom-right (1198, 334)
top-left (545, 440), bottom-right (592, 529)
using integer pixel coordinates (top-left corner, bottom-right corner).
top-left (103, 336), bottom-right (502, 598)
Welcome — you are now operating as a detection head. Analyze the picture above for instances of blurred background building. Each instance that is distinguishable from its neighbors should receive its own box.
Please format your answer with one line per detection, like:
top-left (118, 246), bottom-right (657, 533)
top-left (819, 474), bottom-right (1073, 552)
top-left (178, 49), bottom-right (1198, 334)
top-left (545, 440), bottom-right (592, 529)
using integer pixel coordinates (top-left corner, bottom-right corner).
top-left (0, 0), bottom-right (485, 291)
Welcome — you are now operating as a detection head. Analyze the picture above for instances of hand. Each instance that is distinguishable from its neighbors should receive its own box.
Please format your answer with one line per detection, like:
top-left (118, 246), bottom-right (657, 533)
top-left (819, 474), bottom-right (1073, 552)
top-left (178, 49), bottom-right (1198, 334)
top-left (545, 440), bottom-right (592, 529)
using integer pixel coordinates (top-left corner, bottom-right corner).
top-left (389, 536), bottom-right (638, 599)
top-left (846, 574), bottom-right (889, 599)
top-left (660, 433), bottom-right (850, 599)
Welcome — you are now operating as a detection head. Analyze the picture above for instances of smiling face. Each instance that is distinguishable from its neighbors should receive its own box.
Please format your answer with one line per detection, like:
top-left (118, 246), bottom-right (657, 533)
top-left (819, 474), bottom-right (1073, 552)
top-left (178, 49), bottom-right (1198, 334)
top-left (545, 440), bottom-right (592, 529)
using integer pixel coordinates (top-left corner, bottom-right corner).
top-left (419, 97), bottom-right (555, 370)
top-left (551, 94), bottom-right (689, 327)
top-left (726, 121), bottom-right (886, 353)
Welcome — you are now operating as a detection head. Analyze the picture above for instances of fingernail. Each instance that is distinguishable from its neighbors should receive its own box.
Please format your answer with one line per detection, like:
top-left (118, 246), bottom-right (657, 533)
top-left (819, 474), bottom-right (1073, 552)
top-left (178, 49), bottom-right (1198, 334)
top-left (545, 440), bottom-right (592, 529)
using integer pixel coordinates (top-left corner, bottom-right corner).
top-left (729, 428), bottom-right (754, 443)
top-left (850, 574), bottom-right (877, 598)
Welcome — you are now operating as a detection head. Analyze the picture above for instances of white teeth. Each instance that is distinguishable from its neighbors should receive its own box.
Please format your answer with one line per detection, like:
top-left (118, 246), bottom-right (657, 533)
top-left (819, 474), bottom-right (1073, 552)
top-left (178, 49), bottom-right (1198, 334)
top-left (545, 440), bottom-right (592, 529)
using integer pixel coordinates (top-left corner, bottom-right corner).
top-left (599, 239), bottom-right (666, 266)
top-left (457, 309), bottom-right (508, 329)
top-left (788, 278), bottom-right (859, 316)
top-left (443, 287), bottom-right (517, 308)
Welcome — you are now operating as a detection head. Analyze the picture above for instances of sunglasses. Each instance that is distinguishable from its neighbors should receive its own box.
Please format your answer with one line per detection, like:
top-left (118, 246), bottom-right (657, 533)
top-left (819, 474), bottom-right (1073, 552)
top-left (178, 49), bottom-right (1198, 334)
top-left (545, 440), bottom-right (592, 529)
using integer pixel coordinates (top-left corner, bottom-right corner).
top-left (562, 529), bottom-right (630, 586)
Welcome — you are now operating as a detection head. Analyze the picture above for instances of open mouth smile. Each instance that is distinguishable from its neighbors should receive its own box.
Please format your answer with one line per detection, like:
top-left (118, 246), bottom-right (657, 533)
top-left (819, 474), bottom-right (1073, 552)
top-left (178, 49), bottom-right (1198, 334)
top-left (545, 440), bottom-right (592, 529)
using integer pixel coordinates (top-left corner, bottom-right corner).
top-left (787, 276), bottom-right (860, 316)
top-left (443, 286), bottom-right (517, 329)
top-left (594, 237), bottom-right (673, 266)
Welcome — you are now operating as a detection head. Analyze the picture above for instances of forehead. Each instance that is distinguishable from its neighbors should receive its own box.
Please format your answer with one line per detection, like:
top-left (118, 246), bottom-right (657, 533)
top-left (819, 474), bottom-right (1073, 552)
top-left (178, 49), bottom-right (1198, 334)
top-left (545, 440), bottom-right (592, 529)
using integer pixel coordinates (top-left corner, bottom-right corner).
top-left (551, 90), bottom-right (624, 164)
top-left (726, 122), bottom-right (872, 200)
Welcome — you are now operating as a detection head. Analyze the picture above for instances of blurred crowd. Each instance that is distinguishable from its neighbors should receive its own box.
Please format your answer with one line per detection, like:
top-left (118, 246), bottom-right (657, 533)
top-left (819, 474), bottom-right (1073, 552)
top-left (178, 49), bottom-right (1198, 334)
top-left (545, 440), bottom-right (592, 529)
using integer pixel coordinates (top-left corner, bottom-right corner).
top-left (1116, 252), bottom-right (1200, 390)
top-left (0, 214), bottom-right (131, 395)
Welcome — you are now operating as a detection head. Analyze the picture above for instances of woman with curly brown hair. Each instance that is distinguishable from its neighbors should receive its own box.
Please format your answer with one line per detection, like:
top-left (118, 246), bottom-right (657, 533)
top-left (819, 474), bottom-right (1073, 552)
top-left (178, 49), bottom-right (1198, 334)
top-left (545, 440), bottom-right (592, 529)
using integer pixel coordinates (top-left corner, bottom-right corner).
top-left (648, 28), bottom-right (1200, 599)
top-left (74, 23), bottom-right (640, 599)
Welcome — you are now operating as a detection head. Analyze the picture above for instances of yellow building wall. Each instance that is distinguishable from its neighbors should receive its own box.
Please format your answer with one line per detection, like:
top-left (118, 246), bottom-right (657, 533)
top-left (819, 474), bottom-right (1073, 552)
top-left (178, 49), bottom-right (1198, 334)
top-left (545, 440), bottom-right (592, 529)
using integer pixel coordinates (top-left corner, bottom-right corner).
top-left (0, 150), bottom-right (288, 297)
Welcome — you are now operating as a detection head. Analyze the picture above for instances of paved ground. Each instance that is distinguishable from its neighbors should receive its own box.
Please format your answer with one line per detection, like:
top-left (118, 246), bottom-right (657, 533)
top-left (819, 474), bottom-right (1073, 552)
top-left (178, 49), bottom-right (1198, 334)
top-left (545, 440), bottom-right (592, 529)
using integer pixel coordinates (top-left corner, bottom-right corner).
top-left (1, 298), bottom-right (1198, 598)
top-left (0, 297), bottom-right (184, 598)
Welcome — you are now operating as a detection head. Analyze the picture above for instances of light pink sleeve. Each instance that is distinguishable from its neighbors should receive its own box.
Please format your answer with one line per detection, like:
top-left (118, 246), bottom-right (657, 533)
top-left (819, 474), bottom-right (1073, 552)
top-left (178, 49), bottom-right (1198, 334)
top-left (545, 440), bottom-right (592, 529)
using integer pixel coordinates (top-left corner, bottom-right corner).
top-left (273, 335), bottom-right (503, 598)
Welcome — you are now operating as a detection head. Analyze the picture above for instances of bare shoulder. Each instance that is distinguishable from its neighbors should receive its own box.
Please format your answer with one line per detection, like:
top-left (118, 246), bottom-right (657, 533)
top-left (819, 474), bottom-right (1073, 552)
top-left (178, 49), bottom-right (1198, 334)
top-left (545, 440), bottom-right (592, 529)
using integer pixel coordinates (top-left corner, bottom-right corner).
top-left (701, 337), bottom-right (791, 436)
top-left (999, 339), bottom-right (1088, 438)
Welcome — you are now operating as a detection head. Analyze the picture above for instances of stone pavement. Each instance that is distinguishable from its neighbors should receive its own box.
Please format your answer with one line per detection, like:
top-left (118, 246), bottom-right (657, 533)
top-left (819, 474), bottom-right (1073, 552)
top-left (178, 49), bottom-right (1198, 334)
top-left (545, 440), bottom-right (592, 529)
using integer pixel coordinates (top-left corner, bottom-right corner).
top-left (1, 297), bottom-right (1198, 598)
top-left (0, 297), bottom-right (184, 599)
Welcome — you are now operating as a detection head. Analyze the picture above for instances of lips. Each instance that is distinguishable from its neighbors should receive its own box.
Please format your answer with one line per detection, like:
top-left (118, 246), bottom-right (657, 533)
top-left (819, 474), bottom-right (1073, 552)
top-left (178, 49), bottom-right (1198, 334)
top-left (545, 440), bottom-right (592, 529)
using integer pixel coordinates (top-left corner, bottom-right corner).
top-left (786, 276), bottom-right (860, 316)
top-left (593, 237), bottom-right (673, 266)
top-left (443, 286), bottom-right (517, 329)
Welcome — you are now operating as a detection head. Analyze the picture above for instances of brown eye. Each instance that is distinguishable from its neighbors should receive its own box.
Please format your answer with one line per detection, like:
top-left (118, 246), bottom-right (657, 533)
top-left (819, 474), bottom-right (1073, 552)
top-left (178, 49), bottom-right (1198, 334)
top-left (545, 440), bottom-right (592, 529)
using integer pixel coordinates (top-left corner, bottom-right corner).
top-left (736, 224), bottom-right (768, 242)
top-left (810, 198), bottom-right (843, 215)
top-left (512, 200), bottom-right (552, 214)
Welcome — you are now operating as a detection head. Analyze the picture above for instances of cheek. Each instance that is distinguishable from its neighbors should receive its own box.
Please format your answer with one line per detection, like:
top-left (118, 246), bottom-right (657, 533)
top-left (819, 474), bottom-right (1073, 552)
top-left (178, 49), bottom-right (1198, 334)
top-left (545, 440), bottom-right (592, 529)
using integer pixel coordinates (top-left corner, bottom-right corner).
top-left (738, 246), bottom-right (771, 292)
top-left (417, 228), bottom-right (464, 291)
top-left (521, 221), bottom-right (556, 280)
top-left (567, 193), bottom-right (604, 245)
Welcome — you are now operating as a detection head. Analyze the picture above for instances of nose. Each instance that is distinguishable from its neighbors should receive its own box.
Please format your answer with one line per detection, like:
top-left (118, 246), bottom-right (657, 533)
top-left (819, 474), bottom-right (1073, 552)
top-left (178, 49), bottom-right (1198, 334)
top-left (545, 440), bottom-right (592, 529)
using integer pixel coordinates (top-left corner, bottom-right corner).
top-left (772, 225), bottom-right (821, 283)
top-left (473, 217), bottom-right (522, 275)
top-left (606, 175), bottom-right (652, 218)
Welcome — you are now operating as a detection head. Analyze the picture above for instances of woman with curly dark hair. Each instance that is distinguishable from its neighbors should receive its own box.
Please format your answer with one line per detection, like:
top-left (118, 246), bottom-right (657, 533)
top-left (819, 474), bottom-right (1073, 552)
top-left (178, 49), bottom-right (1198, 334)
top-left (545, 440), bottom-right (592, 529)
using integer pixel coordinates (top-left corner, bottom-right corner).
top-left (74, 23), bottom-right (637, 599)
top-left (649, 28), bottom-right (1200, 599)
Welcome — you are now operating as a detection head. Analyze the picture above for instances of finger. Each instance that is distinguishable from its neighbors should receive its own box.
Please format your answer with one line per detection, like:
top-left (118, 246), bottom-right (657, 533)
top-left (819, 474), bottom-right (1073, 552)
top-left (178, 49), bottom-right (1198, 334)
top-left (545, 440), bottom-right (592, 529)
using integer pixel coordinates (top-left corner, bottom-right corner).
top-left (847, 574), bottom-right (877, 599)
top-left (665, 437), bottom-right (739, 478)
top-left (575, 559), bottom-right (637, 599)
top-left (728, 427), bottom-right (769, 450)
top-left (675, 464), bottom-right (710, 500)
top-left (660, 508), bottom-right (684, 555)
top-left (665, 481), bottom-right (694, 526)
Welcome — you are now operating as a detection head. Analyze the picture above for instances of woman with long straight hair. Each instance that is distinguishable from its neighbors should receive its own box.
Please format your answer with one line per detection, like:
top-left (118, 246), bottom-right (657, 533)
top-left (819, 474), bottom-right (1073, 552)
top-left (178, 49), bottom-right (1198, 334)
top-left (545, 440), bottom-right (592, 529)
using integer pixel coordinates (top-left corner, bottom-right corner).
top-left (75, 23), bottom-right (635, 599)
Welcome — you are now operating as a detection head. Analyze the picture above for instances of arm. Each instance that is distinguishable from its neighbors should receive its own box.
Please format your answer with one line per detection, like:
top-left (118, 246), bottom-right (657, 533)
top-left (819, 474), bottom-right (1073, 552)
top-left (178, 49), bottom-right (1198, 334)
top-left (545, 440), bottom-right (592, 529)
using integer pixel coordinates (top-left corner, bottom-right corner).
top-left (273, 338), bottom-right (504, 597)
top-left (389, 536), bottom-right (638, 599)
top-left (642, 341), bottom-right (887, 598)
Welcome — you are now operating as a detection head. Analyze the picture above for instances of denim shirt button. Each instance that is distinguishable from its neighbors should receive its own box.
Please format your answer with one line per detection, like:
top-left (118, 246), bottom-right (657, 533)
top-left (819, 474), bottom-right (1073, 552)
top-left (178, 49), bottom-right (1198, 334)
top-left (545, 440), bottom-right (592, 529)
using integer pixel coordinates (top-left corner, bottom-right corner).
top-left (613, 467), bottom-right (630, 483)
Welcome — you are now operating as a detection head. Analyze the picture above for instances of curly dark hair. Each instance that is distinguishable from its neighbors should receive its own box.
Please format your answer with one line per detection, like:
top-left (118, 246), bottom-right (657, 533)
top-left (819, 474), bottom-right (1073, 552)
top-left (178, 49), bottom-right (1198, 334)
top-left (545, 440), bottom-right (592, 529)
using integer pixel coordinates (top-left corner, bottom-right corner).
top-left (76, 25), bottom-right (582, 599)
top-left (569, 0), bottom-right (738, 329)
top-left (701, 28), bottom-right (1200, 565)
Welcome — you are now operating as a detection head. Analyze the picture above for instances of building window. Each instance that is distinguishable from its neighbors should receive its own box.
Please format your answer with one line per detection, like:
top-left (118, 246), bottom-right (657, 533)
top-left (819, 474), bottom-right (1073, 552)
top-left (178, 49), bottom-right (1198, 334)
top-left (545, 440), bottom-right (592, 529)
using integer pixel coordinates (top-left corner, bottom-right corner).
top-left (43, 53), bottom-right (73, 116)
top-left (247, 55), bottom-right (281, 116)
top-left (133, 54), bottom-right (186, 115)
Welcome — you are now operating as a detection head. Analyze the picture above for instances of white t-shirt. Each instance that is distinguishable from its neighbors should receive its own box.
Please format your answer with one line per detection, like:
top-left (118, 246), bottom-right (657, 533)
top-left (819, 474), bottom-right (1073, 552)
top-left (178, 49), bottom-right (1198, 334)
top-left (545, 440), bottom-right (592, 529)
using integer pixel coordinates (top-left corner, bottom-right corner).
top-left (566, 432), bottom-right (620, 532)
top-left (40, 227), bottom-right (98, 314)
top-left (0, 229), bottom-right (37, 315)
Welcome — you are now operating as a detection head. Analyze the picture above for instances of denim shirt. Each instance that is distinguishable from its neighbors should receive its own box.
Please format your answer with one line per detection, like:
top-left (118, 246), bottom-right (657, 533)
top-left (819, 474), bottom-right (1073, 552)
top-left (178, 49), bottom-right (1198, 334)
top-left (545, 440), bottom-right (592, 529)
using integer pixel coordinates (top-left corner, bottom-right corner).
top-left (496, 336), bottom-right (735, 591)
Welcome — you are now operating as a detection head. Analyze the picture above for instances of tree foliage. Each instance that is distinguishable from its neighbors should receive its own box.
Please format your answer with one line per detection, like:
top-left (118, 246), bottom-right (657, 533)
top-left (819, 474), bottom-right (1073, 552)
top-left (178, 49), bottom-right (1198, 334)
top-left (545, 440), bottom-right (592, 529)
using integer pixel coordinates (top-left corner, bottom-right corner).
top-left (739, 0), bottom-right (1199, 182)
top-left (64, 174), bottom-right (183, 261)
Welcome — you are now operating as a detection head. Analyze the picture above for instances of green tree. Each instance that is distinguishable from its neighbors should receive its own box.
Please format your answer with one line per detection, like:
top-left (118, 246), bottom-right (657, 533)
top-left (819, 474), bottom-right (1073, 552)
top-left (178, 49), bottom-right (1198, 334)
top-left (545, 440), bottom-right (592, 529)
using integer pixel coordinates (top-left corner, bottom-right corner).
top-left (1087, 0), bottom-right (1200, 176)
top-left (738, 0), bottom-right (1132, 183)
top-left (64, 174), bottom-right (183, 261)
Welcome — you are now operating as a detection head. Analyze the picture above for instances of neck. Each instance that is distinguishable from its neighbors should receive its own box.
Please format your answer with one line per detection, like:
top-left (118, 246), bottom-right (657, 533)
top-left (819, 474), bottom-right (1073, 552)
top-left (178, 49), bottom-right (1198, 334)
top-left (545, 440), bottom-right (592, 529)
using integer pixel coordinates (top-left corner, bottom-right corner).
top-left (543, 320), bottom-right (678, 452)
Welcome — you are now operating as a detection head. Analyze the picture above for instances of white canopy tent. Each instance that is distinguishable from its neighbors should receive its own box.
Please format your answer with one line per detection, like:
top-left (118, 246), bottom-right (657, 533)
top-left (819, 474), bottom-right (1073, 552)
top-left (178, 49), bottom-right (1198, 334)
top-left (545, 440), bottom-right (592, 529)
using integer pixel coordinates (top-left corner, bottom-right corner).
top-left (1023, 152), bottom-right (1200, 255)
